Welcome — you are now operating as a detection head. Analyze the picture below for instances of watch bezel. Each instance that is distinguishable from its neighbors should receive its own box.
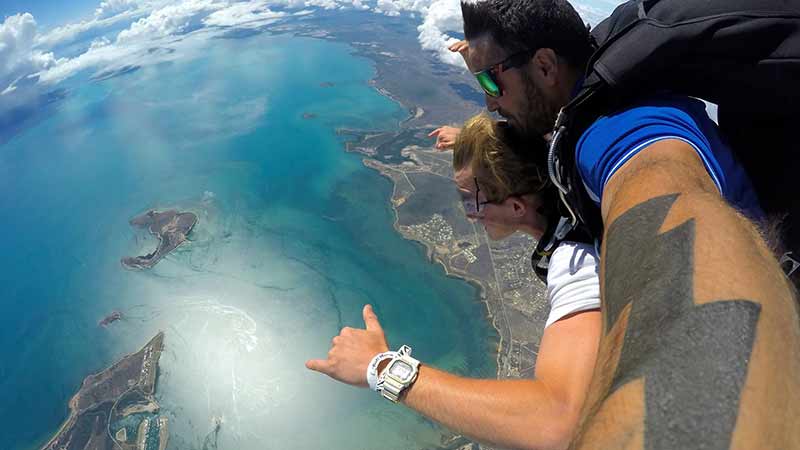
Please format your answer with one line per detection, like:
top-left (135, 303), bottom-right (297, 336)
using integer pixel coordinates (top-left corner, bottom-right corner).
top-left (387, 359), bottom-right (414, 383)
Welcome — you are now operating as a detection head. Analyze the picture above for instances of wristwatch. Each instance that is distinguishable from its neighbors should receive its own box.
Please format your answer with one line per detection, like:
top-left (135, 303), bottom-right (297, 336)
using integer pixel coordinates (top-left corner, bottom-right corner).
top-left (377, 345), bottom-right (420, 403)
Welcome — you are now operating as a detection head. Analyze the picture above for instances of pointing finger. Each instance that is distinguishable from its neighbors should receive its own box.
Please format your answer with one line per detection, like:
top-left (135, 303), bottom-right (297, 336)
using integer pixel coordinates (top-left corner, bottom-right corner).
top-left (428, 128), bottom-right (441, 138)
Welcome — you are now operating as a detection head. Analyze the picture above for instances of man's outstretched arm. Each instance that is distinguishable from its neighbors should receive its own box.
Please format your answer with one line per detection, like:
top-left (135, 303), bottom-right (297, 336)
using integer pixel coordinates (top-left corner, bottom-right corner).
top-left (307, 305), bottom-right (600, 450)
top-left (572, 139), bottom-right (800, 449)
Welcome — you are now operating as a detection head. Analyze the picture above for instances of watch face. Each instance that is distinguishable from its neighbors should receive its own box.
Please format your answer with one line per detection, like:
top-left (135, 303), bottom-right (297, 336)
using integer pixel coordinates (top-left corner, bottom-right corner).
top-left (389, 360), bottom-right (412, 380)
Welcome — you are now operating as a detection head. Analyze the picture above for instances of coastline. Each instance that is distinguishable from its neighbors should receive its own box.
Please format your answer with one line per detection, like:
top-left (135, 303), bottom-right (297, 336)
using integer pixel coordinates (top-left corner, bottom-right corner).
top-left (39, 332), bottom-right (166, 450)
top-left (361, 157), bottom-right (499, 348)
top-left (290, 10), bottom-right (551, 385)
top-left (360, 153), bottom-right (518, 377)
top-left (3, 14), bottom-right (542, 450)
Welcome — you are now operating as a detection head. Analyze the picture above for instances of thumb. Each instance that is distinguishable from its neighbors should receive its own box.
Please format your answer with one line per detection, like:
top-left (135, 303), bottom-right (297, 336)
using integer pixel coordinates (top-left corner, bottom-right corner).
top-left (362, 304), bottom-right (383, 332)
top-left (305, 358), bottom-right (332, 374)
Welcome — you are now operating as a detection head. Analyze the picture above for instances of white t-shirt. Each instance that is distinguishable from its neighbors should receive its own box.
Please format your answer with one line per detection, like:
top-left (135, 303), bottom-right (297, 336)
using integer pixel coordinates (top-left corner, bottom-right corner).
top-left (545, 241), bottom-right (601, 328)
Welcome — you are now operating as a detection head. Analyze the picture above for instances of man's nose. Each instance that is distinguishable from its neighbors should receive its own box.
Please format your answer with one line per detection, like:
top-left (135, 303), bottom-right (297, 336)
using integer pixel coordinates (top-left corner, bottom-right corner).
top-left (485, 94), bottom-right (500, 112)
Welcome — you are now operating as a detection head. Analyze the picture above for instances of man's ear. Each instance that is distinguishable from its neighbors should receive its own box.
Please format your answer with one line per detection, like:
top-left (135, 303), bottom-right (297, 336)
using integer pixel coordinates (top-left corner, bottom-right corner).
top-left (530, 48), bottom-right (559, 87)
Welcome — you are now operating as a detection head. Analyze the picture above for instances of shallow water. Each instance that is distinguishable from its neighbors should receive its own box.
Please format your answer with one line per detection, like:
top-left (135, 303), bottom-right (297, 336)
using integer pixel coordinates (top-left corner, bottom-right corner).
top-left (0, 32), bottom-right (496, 450)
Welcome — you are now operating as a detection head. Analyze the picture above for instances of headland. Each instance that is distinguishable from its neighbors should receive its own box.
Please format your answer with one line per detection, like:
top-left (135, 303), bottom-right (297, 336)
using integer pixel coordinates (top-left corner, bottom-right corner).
top-left (41, 332), bottom-right (169, 450)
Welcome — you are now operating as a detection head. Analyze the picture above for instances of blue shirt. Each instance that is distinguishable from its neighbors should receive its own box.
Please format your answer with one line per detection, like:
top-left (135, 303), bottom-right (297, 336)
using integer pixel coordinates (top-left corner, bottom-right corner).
top-left (575, 95), bottom-right (762, 219)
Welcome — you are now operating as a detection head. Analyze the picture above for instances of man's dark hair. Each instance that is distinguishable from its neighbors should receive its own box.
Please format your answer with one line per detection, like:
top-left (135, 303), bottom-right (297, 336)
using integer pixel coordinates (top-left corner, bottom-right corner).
top-left (462, 0), bottom-right (594, 70)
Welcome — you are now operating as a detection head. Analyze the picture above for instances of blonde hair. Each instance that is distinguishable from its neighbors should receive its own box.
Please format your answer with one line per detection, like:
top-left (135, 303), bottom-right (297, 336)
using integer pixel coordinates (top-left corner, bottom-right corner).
top-left (453, 113), bottom-right (548, 203)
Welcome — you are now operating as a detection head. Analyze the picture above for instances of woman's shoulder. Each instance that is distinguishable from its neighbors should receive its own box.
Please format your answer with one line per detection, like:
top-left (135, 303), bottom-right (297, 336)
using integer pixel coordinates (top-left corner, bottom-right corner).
top-left (544, 241), bottom-right (602, 327)
top-left (547, 241), bottom-right (599, 288)
top-left (550, 241), bottom-right (598, 269)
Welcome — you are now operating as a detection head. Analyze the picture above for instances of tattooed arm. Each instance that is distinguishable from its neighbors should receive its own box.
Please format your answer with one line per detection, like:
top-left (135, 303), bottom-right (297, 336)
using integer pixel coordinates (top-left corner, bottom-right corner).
top-left (572, 139), bottom-right (800, 449)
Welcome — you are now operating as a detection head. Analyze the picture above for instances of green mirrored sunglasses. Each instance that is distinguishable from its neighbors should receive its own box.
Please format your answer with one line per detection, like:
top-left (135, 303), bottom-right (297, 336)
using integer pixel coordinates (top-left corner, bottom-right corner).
top-left (472, 49), bottom-right (537, 98)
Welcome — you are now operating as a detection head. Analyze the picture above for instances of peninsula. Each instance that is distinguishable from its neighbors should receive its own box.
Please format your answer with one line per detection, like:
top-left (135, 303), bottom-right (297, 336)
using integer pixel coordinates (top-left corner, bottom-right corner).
top-left (41, 332), bottom-right (169, 450)
top-left (121, 209), bottom-right (198, 270)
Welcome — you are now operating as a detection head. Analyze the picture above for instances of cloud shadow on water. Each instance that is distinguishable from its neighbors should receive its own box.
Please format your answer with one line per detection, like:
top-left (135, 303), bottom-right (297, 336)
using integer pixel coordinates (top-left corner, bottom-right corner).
top-left (212, 28), bottom-right (269, 41)
top-left (91, 64), bottom-right (141, 82)
top-left (0, 87), bottom-right (68, 146)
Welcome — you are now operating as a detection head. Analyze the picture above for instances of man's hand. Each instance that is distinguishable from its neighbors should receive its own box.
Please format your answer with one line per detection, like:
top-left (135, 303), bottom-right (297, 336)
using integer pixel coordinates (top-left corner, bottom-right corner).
top-left (305, 304), bottom-right (389, 388)
top-left (428, 126), bottom-right (461, 150)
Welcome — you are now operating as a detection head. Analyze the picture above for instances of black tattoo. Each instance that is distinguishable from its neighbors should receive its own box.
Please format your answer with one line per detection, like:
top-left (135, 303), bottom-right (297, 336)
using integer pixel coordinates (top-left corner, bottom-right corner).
top-left (604, 194), bottom-right (761, 450)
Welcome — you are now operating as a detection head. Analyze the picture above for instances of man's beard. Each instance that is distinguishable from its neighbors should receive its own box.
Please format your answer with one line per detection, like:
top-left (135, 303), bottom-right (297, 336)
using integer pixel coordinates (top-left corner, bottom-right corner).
top-left (519, 71), bottom-right (559, 140)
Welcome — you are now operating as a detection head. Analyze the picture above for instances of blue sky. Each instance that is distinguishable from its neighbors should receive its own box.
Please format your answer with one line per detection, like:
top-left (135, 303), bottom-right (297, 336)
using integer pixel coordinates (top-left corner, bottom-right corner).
top-left (1, 0), bottom-right (98, 28)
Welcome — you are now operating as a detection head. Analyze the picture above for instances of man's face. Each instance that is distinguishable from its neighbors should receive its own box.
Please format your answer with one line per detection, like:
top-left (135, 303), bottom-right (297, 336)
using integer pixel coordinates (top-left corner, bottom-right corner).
top-left (454, 167), bottom-right (518, 241)
top-left (467, 35), bottom-right (559, 138)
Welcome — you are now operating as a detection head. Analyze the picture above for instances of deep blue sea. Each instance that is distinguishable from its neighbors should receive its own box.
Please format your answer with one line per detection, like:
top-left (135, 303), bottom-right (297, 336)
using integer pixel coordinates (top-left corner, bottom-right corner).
top-left (0, 32), bottom-right (496, 449)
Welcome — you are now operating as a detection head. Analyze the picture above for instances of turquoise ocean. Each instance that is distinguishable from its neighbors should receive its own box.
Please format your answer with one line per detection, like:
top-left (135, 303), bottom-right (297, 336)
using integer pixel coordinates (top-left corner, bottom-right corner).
top-left (0, 32), bottom-right (496, 449)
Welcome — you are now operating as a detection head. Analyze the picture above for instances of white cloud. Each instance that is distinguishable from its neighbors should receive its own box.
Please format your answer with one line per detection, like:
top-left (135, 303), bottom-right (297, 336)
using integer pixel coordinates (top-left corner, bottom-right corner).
top-left (36, 37), bottom-right (134, 85)
top-left (0, 13), bottom-right (61, 95)
top-left (36, 0), bottom-right (287, 85)
top-left (95, 0), bottom-right (140, 19)
top-left (89, 36), bottom-right (113, 50)
top-left (203, 1), bottom-right (287, 28)
top-left (369, 0), bottom-right (464, 65)
top-left (374, 0), bottom-right (430, 16)
top-left (0, 13), bottom-right (68, 132)
top-left (415, 0), bottom-right (464, 66)
top-left (10, 0), bottom-right (623, 102)
top-left (36, 4), bottom-right (145, 49)
top-left (116, 0), bottom-right (224, 44)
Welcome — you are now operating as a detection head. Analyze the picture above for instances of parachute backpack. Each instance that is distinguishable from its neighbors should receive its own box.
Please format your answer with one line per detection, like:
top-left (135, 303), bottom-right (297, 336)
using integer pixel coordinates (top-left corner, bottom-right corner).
top-left (534, 0), bottom-right (800, 285)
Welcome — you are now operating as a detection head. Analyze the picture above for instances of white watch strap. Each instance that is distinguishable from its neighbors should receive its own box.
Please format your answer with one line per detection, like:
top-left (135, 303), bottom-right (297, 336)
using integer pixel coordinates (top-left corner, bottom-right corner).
top-left (366, 351), bottom-right (396, 391)
top-left (377, 345), bottom-right (420, 403)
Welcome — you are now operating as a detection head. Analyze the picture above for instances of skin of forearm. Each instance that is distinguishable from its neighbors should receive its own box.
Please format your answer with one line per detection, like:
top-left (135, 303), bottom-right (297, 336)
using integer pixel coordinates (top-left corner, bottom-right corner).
top-left (402, 366), bottom-right (577, 450)
top-left (573, 141), bottom-right (800, 449)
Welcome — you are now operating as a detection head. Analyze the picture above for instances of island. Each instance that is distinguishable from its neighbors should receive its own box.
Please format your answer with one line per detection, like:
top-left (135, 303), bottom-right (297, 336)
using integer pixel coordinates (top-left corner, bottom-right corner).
top-left (121, 209), bottom-right (198, 270)
top-left (41, 332), bottom-right (169, 450)
top-left (302, 112), bottom-right (318, 119)
top-left (319, 81), bottom-right (335, 87)
top-left (99, 311), bottom-right (122, 327)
